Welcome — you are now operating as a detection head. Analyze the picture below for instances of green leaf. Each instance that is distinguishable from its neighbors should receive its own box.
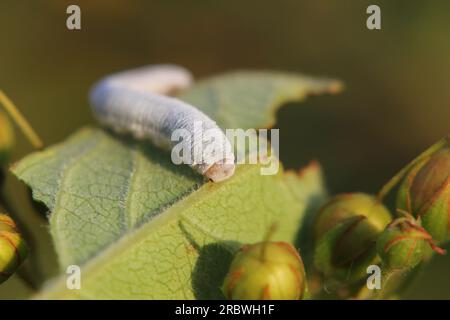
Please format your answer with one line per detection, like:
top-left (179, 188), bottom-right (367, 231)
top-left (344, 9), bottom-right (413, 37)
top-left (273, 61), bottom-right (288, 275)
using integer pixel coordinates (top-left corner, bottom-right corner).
top-left (12, 71), bottom-right (340, 299)
top-left (179, 71), bottom-right (343, 129)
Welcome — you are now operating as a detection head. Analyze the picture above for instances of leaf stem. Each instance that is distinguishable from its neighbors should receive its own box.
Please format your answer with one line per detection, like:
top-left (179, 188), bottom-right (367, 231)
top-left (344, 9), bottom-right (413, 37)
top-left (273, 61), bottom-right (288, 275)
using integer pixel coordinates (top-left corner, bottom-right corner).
top-left (0, 90), bottom-right (43, 150)
top-left (355, 267), bottom-right (400, 300)
top-left (377, 136), bottom-right (449, 201)
top-left (260, 224), bottom-right (277, 261)
top-left (370, 269), bottom-right (399, 299)
top-left (15, 267), bottom-right (38, 291)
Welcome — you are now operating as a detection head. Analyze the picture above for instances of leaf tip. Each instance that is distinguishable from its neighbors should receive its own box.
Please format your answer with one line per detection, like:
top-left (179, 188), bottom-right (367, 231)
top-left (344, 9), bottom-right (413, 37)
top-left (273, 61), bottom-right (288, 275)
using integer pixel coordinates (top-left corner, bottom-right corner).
top-left (298, 160), bottom-right (322, 179)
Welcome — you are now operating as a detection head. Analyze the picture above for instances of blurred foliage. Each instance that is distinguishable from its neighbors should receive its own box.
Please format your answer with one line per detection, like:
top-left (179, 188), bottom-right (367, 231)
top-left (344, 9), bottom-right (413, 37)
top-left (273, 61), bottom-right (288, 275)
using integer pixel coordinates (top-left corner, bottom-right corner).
top-left (0, 0), bottom-right (449, 298)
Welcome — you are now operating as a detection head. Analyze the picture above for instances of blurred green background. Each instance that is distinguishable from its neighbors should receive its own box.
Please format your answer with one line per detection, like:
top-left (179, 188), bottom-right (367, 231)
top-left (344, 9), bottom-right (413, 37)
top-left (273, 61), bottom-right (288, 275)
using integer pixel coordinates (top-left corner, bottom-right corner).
top-left (0, 0), bottom-right (449, 299)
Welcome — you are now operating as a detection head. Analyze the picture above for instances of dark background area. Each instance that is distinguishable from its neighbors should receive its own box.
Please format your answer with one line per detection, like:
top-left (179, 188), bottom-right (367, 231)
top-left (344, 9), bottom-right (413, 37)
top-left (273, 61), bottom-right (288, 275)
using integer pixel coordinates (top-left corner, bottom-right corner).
top-left (0, 0), bottom-right (449, 299)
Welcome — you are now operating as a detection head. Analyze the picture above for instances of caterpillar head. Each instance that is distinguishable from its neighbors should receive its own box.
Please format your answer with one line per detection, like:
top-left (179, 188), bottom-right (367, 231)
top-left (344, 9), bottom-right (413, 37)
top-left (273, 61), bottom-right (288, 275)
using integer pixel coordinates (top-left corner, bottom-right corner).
top-left (205, 162), bottom-right (235, 182)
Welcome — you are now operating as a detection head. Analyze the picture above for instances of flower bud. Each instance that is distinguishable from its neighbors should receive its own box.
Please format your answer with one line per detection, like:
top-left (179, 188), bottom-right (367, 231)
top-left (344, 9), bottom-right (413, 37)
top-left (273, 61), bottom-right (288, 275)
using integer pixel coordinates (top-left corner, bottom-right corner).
top-left (313, 193), bottom-right (391, 282)
top-left (314, 193), bottom-right (391, 240)
top-left (222, 241), bottom-right (306, 300)
top-left (0, 110), bottom-right (14, 166)
top-left (377, 218), bottom-right (445, 271)
top-left (0, 214), bottom-right (28, 284)
top-left (397, 146), bottom-right (450, 242)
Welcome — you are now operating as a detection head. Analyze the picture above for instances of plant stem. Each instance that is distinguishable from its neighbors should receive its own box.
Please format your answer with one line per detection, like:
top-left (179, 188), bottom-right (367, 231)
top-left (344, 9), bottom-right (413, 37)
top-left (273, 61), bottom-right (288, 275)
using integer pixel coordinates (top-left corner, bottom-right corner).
top-left (0, 90), bottom-right (43, 149)
top-left (355, 268), bottom-right (400, 300)
top-left (16, 266), bottom-right (38, 291)
top-left (371, 269), bottom-right (400, 300)
top-left (377, 136), bottom-right (449, 201)
top-left (260, 224), bottom-right (277, 261)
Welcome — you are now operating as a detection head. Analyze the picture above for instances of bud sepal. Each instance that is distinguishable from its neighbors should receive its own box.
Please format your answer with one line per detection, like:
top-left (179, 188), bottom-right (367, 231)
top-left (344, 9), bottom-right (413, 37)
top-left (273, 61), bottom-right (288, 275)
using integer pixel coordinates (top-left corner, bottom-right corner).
top-left (377, 217), bottom-right (445, 271)
top-left (313, 193), bottom-right (391, 283)
top-left (396, 143), bottom-right (450, 242)
top-left (0, 214), bottom-right (28, 284)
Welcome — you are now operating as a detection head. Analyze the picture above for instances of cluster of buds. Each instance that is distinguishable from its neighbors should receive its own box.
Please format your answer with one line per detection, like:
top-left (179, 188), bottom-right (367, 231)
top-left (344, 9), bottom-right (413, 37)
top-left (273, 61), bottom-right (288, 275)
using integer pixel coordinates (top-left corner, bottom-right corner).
top-left (313, 193), bottom-right (391, 283)
top-left (222, 240), bottom-right (306, 300)
top-left (396, 141), bottom-right (450, 243)
top-left (0, 214), bottom-right (28, 284)
top-left (377, 217), bottom-right (445, 272)
top-left (222, 138), bottom-right (449, 299)
top-left (0, 110), bottom-right (14, 167)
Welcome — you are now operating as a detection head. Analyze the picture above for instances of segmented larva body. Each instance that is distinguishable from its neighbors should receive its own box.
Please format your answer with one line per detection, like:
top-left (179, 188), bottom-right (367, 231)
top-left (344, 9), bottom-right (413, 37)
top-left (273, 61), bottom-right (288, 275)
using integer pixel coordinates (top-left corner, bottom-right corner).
top-left (90, 65), bottom-right (235, 182)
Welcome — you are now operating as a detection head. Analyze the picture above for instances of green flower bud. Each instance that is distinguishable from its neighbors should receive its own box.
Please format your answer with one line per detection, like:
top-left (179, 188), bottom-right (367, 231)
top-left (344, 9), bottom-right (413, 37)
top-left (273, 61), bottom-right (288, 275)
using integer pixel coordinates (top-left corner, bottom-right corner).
top-left (0, 110), bottom-right (14, 166)
top-left (397, 145), bottom-right (450, 242)
top-left (222, 241), bottom-right (306, 300)
top-left (313, 193), bottom-right (391, 282)
top-left (0, 214), bottom-right (28, 284)
top-left (377, 218), bottom-right (445, 271)
top-left (314, 193), bottom-right (391, 240)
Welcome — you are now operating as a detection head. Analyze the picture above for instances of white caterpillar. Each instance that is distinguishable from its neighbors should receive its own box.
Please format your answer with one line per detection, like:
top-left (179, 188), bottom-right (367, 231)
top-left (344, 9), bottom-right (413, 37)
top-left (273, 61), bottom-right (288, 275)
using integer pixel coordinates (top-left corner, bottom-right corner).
top-left (89, 64), bottom-right (235, 182)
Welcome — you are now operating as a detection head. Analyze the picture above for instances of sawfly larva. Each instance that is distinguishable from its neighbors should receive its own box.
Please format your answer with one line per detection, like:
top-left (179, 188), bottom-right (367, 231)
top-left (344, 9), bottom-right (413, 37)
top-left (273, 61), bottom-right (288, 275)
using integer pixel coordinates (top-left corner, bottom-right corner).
top-left (89, 64), bottom-right (235, 182)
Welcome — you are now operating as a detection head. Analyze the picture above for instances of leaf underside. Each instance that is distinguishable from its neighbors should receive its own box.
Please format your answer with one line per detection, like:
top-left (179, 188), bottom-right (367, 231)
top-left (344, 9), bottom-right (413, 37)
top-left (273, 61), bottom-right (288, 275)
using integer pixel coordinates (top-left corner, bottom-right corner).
top-left (12, 71), bottom-right (341, 299)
